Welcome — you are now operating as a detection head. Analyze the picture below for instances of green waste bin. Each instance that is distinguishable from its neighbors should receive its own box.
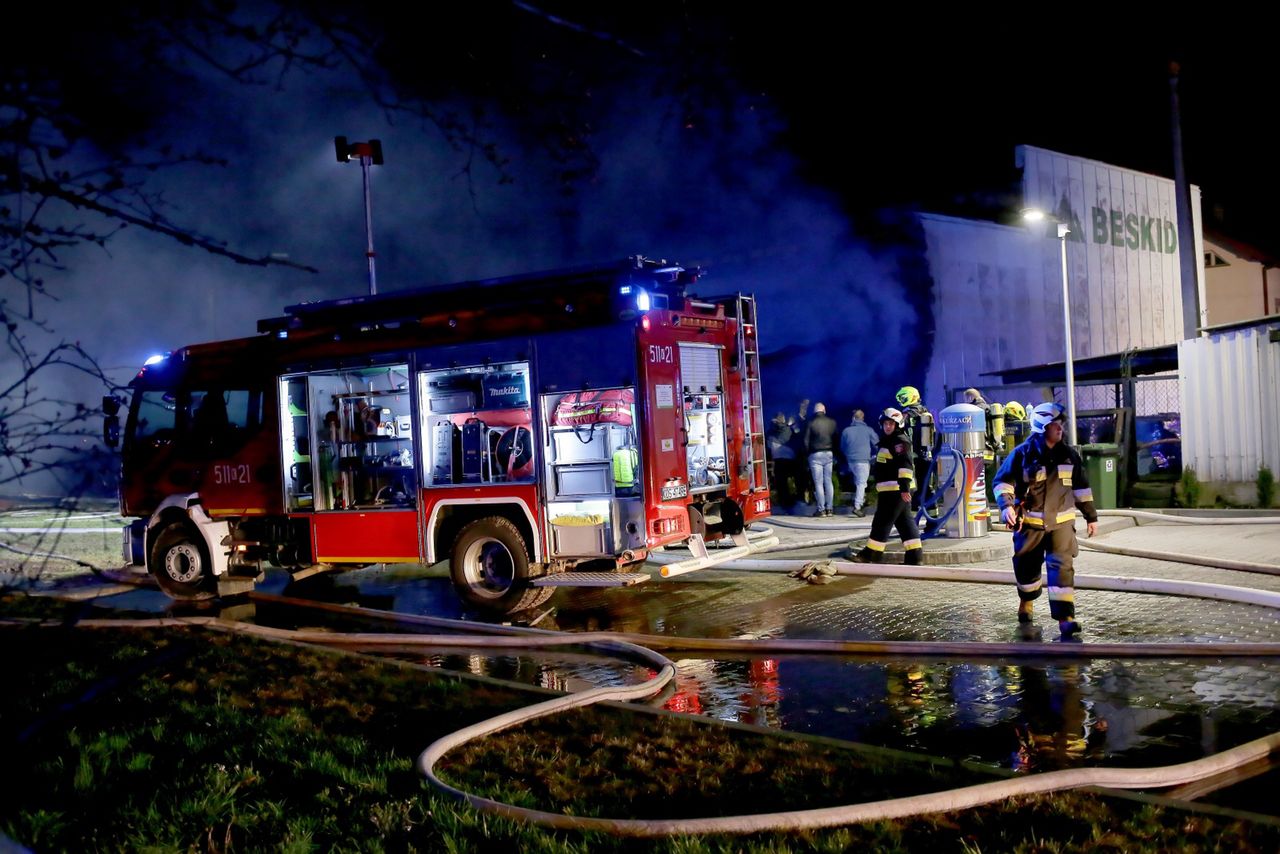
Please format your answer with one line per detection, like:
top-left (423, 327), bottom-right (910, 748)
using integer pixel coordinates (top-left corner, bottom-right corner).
top-left (1078, 443), bottom-right (1121, 509)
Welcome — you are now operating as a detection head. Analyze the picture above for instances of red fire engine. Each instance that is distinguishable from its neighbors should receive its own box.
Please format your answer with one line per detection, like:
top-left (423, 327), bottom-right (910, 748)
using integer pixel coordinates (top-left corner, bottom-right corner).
top-left (107, 257), bottom-right (772, 613)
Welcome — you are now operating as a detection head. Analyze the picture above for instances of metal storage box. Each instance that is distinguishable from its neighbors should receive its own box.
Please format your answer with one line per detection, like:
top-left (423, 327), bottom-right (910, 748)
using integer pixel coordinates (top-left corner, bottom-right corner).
top-left (552, 428), bottom-right (609, 463)
top-left (553, 464), bottom-right (612, 497)
top-left (551, 521), bottom-right (607, 555)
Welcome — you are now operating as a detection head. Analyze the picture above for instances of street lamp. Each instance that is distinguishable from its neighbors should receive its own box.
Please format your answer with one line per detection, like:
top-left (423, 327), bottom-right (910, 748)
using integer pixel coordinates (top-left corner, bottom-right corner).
top-left (335, 136), bottom-right (384, 296)
top-left (1021, 208), bottom-right (1078, 446)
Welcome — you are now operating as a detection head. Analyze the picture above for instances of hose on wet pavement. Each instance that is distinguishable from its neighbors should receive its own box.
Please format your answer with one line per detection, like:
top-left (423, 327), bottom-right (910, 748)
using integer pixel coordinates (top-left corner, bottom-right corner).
top-left (719, 559), bottom-right (1280, 610)
top-left (1078, 538), bottom-right (1280, 576)
top-left (1099, 509), bottom-right (1280, 525)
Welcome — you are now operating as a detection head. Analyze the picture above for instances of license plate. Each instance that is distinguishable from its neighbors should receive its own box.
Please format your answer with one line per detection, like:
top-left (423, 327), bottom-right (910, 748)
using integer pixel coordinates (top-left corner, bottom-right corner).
top-left (661, 483), bottom-right (688, 500)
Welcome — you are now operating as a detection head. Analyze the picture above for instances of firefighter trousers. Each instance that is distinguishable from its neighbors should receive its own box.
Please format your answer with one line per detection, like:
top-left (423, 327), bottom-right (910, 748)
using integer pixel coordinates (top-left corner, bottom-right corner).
top-left (1012, 526), bottom-right (1078, 620)
top-left (866, 493), bottom-right (922, 561)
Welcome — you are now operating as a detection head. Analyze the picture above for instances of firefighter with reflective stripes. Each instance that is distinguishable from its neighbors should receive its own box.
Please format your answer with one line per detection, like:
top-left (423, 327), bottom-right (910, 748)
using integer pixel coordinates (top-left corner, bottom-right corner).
top-left (895, 386), bottom-right (935, 511)
top-left (993, 402), bottom-right (1098, 638)
top-left (853, 408), bottom-right (923, 565)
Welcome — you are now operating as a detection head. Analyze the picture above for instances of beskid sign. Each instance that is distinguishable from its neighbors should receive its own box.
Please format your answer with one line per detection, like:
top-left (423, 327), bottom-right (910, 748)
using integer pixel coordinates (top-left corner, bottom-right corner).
top-left (1091, 207), bottom-right (1177, 254)
top-left (1054, 204), bottom-right (1177, 254)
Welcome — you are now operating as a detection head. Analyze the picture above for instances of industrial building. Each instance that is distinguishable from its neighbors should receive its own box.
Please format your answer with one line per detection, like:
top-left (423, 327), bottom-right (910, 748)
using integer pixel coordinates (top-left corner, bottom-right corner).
top-left (918, 145), bottom-right (1279, 505)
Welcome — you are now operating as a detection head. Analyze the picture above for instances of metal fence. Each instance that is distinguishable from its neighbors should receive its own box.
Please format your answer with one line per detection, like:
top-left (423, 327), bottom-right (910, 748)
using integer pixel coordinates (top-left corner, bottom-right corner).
top-left (950, 374), bottom-right (1184, 481)
top-left (952, 374), bottom-right (1179, 418)
top-left (1179, 322), bottom-right (1280, 483)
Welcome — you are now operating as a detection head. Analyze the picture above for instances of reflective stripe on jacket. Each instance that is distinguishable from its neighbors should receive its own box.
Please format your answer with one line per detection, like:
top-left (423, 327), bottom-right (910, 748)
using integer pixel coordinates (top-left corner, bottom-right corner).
top-left (872, 429), bottom-right (915, 494)
top-left (994, 434), bottom-right (1098, 530)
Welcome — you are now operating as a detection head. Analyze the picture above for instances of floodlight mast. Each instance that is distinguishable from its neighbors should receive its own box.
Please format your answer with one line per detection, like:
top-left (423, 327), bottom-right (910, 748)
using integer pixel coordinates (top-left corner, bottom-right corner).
top-left (334, 136), bottom-right (385, 296)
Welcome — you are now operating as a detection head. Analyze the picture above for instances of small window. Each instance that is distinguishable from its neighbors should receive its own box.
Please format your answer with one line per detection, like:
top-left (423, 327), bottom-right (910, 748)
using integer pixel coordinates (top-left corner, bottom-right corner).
top-left (1204, 251), bottom-right (1229, 268)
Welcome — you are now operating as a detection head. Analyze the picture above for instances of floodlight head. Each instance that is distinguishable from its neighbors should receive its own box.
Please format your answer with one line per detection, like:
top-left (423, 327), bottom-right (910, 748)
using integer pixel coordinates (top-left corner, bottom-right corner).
top-left (334, 136), bottom-right (384, 166)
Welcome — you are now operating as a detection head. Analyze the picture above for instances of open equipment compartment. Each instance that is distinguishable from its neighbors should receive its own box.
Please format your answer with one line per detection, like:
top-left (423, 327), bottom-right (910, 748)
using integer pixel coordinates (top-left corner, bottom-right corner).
top-left (542, 388), bottom-right (643, 556)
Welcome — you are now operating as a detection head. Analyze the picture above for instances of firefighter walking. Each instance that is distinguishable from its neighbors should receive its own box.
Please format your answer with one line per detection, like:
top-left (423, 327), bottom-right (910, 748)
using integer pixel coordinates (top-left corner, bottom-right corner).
top-left (853, 408), bottom-right (923, 565)
top-left (993, 402), bottom-right (1098, 639)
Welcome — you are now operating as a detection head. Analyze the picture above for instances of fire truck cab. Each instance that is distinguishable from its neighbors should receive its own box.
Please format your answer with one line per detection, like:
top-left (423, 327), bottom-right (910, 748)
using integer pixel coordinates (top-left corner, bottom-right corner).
top-left (112, 257), bottom-right (771, 614)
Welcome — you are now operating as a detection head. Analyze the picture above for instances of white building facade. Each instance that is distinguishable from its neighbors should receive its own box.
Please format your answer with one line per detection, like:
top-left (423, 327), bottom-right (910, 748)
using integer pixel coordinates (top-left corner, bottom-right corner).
top-left (920, 145), bottom-right (1205, 408)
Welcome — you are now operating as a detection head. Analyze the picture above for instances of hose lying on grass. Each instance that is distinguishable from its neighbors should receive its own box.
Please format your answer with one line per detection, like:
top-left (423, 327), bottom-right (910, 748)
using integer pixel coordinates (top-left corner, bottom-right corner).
top-left (9, 509), bottom-right (1280, 836)
top-left (12, 604), bottom-right (1280, 838)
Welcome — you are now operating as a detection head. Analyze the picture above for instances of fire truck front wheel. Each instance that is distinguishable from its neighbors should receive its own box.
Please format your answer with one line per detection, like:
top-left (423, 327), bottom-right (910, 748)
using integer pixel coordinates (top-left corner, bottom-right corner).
top-left (450, 517), bottom-right (551, 613)
top-left (151, 522), bottom-right (217, 600)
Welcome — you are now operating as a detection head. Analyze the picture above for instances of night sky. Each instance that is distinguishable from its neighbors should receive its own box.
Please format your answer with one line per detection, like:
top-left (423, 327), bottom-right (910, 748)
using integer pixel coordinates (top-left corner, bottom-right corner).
top-left (5, 5), bottom-right (1277, 478)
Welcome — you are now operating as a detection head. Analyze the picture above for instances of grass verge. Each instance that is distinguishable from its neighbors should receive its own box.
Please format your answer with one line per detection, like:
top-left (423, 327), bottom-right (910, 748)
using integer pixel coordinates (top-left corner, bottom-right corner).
top-left (2, 603), bottom-right (1278, 851)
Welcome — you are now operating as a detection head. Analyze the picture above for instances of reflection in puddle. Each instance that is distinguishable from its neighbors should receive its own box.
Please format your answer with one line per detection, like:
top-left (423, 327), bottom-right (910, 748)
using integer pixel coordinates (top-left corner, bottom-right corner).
top-left (660, 656), bottom-right (1280, 774)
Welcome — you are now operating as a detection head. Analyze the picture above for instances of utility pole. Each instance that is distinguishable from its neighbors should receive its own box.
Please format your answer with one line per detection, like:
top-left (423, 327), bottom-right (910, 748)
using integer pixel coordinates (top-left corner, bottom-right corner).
top-left (1168, 63), bottom-right (1202, 338)
top-left (335, 136), bottom-right (384, 296)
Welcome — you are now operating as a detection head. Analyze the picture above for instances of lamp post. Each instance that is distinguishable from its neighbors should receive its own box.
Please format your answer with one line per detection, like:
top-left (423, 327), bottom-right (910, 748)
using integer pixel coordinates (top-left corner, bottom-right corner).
top-left (1022, 209), bottom-right (1078, 446)
top-left (335, 136), bottom-right (384, 296)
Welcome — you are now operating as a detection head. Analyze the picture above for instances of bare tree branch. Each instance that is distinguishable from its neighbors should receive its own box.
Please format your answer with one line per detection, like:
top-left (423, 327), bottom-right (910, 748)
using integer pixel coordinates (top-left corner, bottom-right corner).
top-left (511, 1), bottom-right (647, 57)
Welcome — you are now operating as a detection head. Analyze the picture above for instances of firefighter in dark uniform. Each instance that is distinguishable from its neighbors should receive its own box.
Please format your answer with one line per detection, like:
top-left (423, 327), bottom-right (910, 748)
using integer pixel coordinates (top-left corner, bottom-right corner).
top-left (993, 402), bottom-right (1098, 639)
top-left (853, 408), bottom-right (923, 565)
top-left (895, 386), bottom-right (935, 511)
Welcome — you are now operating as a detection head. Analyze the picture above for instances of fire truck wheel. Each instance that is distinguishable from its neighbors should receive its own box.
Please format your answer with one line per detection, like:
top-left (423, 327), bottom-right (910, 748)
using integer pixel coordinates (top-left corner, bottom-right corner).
top-left (450, 517), bottom-right (549, 613)
top-left (151, 522), bottom-right (217, 600)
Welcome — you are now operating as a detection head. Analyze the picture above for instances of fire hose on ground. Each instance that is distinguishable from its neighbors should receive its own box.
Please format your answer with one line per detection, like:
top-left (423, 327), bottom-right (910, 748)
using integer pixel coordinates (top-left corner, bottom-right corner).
top-left (9, 507), bottom-right (1280, 836)
top-left (12, 597), bottom-right (1279, 838)
top-left (1099, 509), bottom-right (1280, 525)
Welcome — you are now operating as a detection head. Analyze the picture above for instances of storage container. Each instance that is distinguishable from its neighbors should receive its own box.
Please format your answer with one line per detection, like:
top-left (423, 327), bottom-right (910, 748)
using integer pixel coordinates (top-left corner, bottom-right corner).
top-left (551, 521), bottom-right (608, 554)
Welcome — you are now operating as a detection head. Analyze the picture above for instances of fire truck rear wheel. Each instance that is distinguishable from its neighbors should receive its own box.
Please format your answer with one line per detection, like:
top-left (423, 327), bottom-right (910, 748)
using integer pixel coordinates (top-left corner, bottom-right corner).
top-left (151, 522), bottom-right (216, 600)
top-left (450, 517), bottom-right (550, 613)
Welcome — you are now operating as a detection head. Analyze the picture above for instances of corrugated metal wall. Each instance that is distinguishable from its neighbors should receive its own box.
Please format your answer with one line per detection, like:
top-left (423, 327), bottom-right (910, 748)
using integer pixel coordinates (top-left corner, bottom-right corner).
top-left (1179, 323), bottom-right (1280, 482)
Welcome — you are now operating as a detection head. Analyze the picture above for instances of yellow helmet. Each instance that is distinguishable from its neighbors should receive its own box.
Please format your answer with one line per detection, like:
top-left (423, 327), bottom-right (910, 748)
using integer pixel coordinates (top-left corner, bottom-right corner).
top-left (1004, 401), bottom-right (1026, 421)
top-left (895, 385), bottom-right (920, 407)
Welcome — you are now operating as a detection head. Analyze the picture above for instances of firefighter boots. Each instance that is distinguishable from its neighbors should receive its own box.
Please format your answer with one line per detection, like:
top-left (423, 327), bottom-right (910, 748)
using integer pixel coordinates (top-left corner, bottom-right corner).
top-left (851, 547), bottom-right (883, 563)
top-left (1017, 601), bottom-right (1041, 640)
top-left (1017, 621), bottom-right (1043, 640)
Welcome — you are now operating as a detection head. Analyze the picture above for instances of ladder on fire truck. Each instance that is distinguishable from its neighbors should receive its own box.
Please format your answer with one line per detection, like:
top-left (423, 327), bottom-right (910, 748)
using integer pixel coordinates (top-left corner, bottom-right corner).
top-left (734, 294), bottom-right (768, 493)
